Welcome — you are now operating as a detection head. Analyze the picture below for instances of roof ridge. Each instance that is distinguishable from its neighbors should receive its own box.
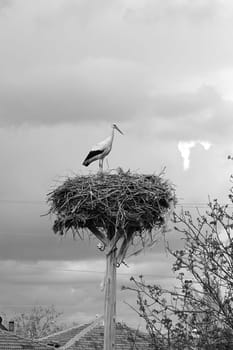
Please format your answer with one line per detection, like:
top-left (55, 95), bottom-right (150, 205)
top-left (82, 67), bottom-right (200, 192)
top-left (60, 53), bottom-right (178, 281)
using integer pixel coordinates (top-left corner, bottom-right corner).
top-left (60, 315), bottom-right (104, 350)
top-left (37, 321), bottom-right (89, 341)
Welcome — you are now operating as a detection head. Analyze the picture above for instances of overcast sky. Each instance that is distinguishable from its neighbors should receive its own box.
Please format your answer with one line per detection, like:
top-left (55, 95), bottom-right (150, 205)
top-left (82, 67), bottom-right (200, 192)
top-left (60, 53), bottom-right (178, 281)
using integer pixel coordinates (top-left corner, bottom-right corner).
top-left (1, 0), bottom-right (233, 330)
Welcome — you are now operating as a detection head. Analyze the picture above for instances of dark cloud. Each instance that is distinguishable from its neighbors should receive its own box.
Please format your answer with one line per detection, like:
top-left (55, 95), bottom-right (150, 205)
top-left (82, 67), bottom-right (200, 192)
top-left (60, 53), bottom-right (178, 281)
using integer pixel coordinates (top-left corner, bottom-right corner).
top-left (0, 75), bottom-right (226, 132)
top-left (0, 204), bottom-right (179, 262)
top-left (0, 230), bottom-right (101, 261)
top-left (147, 85), bottom-right (233, 144)
top-left (0, 59), bottom-right (148, 125)
top-left (151, 85), bottom-right (221, 118)
top-left (0, 197), bottom-right (102, 261)
top-left (0, 251), bottom-right (176, 327)
top-left (0, 1), bottom-right (232, 128)
top-left (0, 0), bottom-right (11, 10)
top-left (0, 201), bottom-right (103, 261)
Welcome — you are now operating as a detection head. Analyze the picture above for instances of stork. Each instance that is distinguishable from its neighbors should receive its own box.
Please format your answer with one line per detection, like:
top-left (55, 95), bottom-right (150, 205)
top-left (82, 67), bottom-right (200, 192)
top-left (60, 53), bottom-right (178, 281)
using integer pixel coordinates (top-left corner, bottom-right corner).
top-left (82, 124), bottom-right (123, 172)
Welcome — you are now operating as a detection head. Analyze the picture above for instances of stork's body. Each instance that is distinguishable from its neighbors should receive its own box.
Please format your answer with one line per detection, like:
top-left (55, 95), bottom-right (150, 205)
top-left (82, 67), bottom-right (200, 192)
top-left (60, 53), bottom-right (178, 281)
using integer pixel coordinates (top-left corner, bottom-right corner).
top-left (82, 124), bottom-right (123, 172)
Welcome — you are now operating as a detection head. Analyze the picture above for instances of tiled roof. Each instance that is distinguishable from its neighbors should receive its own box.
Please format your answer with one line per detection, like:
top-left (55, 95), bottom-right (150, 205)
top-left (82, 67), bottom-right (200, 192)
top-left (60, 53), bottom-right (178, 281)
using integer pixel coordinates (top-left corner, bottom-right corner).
top-left (0, 329), bottom-right (53, 350)
top-left (39, 317), bottom-right (152, 350)
top-left (0, 324), bottom-right (8, 331)
top-left (0, 317), bottom-right (8, 331)
top-left (70, 323), bottom-right (151, 350)
top-left (37, 323), bottom-right (92, 348)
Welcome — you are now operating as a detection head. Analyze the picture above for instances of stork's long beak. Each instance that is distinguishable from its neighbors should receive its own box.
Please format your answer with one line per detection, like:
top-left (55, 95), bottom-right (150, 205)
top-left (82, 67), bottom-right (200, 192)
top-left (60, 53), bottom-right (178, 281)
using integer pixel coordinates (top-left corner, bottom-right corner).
top-left (114, 125), bottom-right (124, 135)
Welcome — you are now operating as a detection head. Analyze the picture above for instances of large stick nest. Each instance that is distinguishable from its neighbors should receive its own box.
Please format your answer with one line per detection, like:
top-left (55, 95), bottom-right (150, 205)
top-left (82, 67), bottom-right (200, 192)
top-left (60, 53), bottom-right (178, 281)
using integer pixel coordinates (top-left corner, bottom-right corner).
top-left (47, 169), bottom-right (176, 263)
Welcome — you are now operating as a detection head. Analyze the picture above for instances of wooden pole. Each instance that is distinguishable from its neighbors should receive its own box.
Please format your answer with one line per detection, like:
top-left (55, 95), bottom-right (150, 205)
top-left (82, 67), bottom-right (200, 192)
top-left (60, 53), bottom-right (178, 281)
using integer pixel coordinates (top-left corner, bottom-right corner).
top-left (104, 247), bottom-right (117, 350)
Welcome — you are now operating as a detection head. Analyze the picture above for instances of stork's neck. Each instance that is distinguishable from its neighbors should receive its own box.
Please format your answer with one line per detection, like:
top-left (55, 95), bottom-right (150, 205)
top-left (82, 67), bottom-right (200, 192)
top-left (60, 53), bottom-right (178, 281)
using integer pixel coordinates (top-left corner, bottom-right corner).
top-left (110, 127), bottom-right (115, 145)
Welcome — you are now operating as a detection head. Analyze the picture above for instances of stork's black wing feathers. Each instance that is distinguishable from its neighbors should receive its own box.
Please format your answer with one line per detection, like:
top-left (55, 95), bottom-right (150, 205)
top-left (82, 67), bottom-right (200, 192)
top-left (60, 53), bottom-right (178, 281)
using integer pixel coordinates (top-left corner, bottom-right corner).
top-left (82, 149), bottom-right (104, 166)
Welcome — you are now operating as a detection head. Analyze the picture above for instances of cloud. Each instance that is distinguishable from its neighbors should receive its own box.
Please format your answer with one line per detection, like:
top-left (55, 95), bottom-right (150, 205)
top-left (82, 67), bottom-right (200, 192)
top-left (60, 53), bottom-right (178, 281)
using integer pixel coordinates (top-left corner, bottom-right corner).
top-left (0, 58), bottom-right (149, 126)
top-left (1, 1), bottom-right (233, 127)
top-left (0, 252), bottom-right (176, 327)
top-left (178, 141), bottom-right (196, 170)
top-left (0, 0), bottom-right (11, 11)
top-left (0, 73), bottom-right (230, 133)
top-left (145, 85), bottom-right (233, 146)
top-left (178, 140), bottom-right (211, 170)
top-left (125, 0), bottom-right (219, 23)
top-left (199, 141), bottom-right (211, 151)
top-left (151, 85), bottom-right (221, 118)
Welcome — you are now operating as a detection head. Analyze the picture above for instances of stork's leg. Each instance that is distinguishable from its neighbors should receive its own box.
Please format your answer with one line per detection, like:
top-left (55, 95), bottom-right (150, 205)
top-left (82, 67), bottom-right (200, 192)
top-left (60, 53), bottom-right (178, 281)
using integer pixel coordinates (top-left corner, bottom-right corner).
top-left (99, 158), bottom-right (103, 173)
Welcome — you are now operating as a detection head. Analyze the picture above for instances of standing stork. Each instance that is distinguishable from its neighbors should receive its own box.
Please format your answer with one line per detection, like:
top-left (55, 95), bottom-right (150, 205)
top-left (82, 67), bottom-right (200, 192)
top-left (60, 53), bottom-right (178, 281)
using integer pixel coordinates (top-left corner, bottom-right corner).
top-left (82, 124), bottom-right (123, 172)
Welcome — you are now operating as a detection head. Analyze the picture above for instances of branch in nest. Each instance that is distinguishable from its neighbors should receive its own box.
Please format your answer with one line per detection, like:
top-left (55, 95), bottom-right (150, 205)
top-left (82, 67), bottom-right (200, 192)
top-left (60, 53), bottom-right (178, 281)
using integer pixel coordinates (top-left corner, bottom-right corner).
top-left (47, 169), bottom-right (176, 263)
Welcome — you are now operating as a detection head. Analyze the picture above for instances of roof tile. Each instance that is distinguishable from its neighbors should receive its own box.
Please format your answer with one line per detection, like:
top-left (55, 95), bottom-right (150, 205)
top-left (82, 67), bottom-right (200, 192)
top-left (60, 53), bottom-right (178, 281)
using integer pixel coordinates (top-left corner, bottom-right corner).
top-left (0, 329), bottom-right (53, 350)
top-left (39, 319), bottom-right (152, 350)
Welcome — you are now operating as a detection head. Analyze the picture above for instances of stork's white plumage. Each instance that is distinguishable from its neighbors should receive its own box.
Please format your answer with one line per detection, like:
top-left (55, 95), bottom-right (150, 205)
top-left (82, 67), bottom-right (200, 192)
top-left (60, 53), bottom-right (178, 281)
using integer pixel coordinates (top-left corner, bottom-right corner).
top-left (82, 124), bottom-right (123, 172)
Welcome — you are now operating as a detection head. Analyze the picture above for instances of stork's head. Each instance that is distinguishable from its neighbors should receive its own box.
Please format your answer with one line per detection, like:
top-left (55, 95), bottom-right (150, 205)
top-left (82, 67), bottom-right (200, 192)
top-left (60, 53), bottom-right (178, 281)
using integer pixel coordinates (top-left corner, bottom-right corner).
top-left (112, 123), bottom-right (123, 135)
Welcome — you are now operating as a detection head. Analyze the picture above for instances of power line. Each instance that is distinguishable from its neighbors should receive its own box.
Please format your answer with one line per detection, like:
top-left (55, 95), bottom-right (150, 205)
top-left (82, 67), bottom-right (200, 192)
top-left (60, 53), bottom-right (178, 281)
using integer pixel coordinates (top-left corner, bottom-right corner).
top-left (0, 265), bottom-right (175, 279)
top-left (0, 258), bottom-right (177, 279)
